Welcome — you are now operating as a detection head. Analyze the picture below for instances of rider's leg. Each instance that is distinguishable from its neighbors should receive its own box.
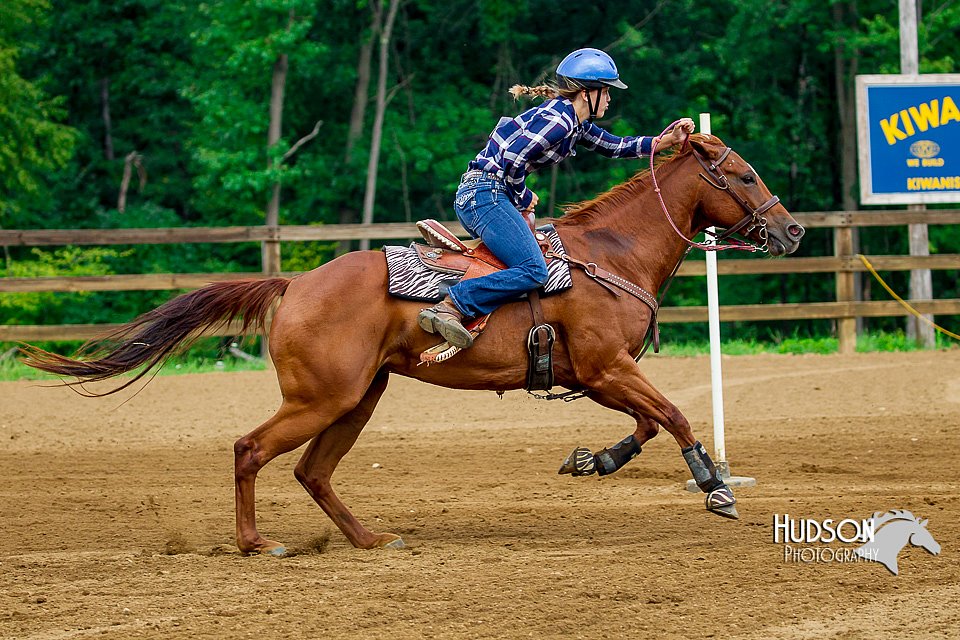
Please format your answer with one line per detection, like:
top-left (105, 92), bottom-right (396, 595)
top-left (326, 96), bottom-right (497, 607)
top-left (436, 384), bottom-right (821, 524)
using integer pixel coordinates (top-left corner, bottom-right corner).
top-left (419, 179), bottom-right (547, 347)
top-left (446, 187), bottom-right (547, 317)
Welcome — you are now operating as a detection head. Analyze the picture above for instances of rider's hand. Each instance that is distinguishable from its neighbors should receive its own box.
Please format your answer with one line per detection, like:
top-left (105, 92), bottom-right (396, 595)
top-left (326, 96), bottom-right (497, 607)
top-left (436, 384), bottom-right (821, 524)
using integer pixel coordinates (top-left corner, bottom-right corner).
top-left (667, 118), bottom-right (695, 145)
top-left (524, 192), bottom-right (539, 214)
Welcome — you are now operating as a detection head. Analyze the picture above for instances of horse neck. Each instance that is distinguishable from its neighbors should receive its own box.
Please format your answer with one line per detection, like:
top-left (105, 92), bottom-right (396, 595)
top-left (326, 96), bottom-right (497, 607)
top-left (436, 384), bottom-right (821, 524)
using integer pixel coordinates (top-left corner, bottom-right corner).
top-left (565, 155), bottom-right (703, 287)
top-left (864, 520), bottom-right (915, 557)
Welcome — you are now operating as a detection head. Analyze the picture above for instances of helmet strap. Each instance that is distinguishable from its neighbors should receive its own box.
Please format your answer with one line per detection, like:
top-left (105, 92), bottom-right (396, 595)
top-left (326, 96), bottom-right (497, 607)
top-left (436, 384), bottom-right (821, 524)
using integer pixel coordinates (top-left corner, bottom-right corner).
top-left (585, 89), bottom-right (600, 121)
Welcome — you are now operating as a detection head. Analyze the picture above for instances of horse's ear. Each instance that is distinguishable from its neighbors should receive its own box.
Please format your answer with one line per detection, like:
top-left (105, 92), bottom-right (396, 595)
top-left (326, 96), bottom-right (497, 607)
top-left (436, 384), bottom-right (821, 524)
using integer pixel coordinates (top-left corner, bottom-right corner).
top-left (690, 134), bottom-right (722, 161)
top-left (921, 519), bottom-right (928, 527)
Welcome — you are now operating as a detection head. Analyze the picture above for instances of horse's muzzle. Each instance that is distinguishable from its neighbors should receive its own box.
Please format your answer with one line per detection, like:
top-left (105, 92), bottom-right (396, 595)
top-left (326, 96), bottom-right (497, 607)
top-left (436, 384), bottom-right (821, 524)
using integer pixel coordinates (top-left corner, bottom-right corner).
top-left (767, 222), bottom-right (804, 256)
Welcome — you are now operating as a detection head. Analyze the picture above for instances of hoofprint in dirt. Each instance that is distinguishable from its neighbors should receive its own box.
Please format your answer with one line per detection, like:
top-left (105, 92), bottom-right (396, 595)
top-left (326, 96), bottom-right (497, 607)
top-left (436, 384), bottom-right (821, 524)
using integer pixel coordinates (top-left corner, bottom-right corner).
top-left (1, 350), bottom-right (958, 639)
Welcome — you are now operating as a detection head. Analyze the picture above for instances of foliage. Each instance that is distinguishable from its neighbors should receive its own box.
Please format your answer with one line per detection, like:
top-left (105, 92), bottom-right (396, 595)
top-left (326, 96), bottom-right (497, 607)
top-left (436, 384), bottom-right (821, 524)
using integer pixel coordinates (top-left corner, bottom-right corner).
top-left (184, 0), bottom-right (327, 225)
top-left (0, 0), bottom-right (77, 224)
top-left (2, 0), bottom-right (958, 339)
top-left (656, 330), bottom-right (959, 357)
top-left (0, 246), bottom-right (127, 325)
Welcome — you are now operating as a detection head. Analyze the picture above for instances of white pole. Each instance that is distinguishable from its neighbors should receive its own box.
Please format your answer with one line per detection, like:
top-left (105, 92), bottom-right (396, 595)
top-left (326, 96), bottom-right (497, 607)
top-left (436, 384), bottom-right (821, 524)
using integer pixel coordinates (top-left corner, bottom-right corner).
top-left (700, 113), bottom-right (728, 477)
top-left (685, 113), bottom-right (755, 491)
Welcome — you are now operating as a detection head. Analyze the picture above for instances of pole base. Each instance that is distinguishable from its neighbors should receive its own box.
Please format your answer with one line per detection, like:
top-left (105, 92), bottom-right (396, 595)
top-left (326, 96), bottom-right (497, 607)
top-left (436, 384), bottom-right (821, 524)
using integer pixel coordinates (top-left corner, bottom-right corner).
top-left (685, 475), bottom-right (757, 493)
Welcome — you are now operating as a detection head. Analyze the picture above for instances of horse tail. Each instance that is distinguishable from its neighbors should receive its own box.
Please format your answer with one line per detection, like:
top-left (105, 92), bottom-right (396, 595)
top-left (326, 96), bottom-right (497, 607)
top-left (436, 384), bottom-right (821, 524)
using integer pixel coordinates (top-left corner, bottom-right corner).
top-left (19, 277), bottom-right (292, 396)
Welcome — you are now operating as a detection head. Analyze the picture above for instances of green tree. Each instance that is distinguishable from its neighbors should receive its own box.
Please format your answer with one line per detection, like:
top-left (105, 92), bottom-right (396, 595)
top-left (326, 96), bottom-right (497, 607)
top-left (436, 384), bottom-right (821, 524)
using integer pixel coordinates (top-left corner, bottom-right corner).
top-left (184, 0), bottom-right (326, 228)
top-left (22, 0), bottom-right (202, 226)
top-left (0, 0), bottom-right (76, 227)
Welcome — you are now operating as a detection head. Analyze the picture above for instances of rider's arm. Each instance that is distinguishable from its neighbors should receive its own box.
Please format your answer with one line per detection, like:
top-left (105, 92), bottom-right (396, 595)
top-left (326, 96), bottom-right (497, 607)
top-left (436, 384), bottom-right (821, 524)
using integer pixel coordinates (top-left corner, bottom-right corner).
top-left (578, 122), bottom-right (653, 158)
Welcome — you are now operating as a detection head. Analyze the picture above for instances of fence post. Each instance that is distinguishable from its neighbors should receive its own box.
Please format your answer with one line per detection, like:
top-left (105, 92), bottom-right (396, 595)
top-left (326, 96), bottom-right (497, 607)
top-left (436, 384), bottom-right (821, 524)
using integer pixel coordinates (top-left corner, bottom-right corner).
top-left (907, 206), bottom-right (935, 347)
top-left (835, 219), bottom-right (857, 354)
top-left (261, 227), bottom-right (282, 360)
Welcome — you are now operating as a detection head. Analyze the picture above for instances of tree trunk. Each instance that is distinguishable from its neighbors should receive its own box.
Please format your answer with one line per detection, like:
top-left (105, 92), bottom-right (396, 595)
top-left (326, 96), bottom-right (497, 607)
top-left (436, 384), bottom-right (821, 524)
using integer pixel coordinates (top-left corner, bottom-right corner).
top-left (833, 2), bottom-right (859, 213)
top-left (264, 51), bottom-right (287, 275)
top-left (100, 77), bottom-right (114, 161)
top-left (260, 44), bottom-right (289, 360)
top-left (337, 8), bottom-right (380, 255)
top-left (346, 24), bottom-right (377, 164)
top-left (359, 0), bottom-right (400, 251)
top-left (833, 1), bottom-right (862, 332)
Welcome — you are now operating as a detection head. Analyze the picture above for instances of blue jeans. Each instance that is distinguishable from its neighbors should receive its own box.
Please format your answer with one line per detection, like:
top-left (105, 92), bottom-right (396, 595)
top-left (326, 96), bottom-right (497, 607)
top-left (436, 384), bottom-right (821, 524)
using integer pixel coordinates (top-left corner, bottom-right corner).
top-left (447, 174), bottom-right (549, 318)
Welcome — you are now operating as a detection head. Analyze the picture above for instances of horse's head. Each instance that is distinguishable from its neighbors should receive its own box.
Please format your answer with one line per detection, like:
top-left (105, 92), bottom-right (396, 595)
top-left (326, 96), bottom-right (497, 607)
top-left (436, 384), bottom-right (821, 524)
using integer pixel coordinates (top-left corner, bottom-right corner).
top-left (909, 518), bottom-right (941, 556)
top-left (857, 510), bottom-right (942, 574)
top-left (688, 134), bottom-right (804, 257)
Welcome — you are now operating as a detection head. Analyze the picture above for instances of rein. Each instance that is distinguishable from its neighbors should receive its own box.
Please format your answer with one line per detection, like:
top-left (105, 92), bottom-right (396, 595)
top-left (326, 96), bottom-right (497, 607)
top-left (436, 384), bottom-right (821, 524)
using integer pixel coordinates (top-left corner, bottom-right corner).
top-left (530, 126), bottom-right (781, 402)
top-left (649, 122), bottom-right (776, 253)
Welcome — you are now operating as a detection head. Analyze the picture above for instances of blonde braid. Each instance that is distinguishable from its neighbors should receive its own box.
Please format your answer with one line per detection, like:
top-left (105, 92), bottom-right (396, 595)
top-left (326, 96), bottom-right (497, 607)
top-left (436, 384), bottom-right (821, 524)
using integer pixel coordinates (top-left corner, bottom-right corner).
top-left (509, 84), bottom-right (560, 101)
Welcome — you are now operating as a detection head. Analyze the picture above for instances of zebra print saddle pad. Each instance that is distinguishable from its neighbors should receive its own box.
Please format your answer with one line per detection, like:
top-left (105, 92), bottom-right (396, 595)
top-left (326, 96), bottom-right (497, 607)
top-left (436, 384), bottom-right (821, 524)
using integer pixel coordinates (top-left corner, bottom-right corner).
top-left (382, 227), bottom-right (573, 302)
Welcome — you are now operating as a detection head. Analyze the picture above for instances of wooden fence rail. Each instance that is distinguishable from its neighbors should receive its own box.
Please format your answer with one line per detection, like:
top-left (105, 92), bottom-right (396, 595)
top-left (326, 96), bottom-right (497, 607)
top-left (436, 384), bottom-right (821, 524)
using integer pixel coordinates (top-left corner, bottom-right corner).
top-left (2, 210), bottom-right (958, 349)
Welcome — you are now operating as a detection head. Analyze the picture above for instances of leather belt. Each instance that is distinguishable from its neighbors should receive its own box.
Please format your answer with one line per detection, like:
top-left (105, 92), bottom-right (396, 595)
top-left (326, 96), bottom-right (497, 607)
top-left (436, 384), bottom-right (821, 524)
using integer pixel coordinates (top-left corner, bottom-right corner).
top-left (461, 169), bottom-right (504, 183)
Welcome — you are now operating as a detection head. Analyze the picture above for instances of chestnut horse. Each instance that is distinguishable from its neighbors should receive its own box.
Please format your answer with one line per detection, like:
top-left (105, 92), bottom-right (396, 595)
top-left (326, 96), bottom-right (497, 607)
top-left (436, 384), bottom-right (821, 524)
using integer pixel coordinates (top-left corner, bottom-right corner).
top-left (21, 134), bottom-right (804, 555)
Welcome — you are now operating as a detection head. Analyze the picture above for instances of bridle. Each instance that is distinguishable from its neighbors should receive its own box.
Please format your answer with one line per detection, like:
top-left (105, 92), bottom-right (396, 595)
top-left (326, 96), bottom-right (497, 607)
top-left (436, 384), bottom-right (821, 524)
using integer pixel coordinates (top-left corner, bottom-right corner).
top-left (650, 123), bottom-right (780, 253)
top-left (531, 124), bottom-right (781, 403)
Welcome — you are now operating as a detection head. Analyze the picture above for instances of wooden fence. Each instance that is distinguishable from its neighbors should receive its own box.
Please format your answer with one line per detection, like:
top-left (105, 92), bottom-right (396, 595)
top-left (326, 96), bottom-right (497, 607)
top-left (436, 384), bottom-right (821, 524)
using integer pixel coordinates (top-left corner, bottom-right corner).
top-left (2, 210), bottom-right (958, 353)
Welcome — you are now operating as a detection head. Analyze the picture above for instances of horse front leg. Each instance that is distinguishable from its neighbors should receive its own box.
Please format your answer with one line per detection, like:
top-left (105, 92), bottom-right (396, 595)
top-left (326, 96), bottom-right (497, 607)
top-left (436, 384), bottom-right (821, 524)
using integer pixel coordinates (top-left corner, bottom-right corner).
top-left (575, 353), bottom-right (738, 520)
top-left (558, 392), bottom-right (661, 477)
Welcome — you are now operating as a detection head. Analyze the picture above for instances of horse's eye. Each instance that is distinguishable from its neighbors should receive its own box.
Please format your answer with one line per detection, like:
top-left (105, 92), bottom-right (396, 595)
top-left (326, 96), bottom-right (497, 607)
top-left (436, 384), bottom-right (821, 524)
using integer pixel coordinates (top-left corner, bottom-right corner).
top-left (742, 173), bottom-right (756, 185)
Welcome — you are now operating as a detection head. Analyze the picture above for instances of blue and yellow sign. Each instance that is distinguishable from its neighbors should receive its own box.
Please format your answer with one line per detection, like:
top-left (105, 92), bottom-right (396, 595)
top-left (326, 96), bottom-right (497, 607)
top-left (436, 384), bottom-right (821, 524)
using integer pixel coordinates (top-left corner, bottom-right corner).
top-left (856, 74), bottom-right (960, 204)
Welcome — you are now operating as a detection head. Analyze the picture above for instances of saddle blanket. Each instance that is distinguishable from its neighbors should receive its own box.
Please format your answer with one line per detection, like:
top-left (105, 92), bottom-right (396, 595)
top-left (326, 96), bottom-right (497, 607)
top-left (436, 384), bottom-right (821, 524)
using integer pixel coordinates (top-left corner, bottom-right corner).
top-left (383, 227), bottom-right (573, 302)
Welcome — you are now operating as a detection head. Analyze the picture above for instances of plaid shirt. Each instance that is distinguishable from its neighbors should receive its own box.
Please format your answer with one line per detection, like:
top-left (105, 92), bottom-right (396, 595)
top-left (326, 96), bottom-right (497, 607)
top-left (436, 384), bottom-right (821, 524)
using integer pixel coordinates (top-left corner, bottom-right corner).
top-left (468, 97), bottom-right (653, 210)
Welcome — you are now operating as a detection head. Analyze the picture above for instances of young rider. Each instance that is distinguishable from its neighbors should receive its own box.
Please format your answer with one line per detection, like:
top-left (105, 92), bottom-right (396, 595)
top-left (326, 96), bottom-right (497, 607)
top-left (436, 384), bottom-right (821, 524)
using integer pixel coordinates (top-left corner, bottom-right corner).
top-left (418, 47), bottom-right (695, 349)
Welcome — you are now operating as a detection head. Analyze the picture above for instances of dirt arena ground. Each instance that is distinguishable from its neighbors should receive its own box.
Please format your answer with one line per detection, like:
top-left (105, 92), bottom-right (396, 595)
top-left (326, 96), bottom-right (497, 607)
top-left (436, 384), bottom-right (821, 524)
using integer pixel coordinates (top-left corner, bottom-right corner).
top-left (2, 349), bottom-right (959, 639)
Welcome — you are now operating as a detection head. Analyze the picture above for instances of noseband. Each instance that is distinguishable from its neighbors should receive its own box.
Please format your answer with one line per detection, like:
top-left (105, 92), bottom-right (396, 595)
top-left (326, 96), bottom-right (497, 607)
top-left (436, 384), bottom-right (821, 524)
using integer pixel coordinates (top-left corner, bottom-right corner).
top-left (650, 125), bottom-right (779, 253)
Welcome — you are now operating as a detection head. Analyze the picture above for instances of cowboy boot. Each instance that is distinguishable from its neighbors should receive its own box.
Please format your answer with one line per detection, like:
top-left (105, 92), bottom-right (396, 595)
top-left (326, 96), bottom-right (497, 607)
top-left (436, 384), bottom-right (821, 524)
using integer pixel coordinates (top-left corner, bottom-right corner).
top-left (417, 297), bottom-right (474, 349)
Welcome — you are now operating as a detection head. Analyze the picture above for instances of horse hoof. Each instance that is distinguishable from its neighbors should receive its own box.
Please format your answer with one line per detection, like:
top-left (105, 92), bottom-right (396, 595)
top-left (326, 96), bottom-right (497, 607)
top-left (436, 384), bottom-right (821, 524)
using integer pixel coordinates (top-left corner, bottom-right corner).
top-left (263, 545), bottom-right (288, 556)
top-left (251, 541), bottom-right (288, 557)
top-left (377, 534), bottom-right (406, 550)
top-left (705, 486), bottom-right (739, 520)
top-left (709, 503), bottom-right (740, 520)
top-left (558, 447), bottom-right (597, 476)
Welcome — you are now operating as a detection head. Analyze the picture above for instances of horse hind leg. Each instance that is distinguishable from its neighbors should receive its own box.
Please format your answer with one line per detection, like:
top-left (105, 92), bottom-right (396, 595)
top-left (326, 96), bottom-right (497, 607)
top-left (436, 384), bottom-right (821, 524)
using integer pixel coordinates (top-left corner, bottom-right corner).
top-left (233, 379), bottom-right (376, 556)
top-left (293, 371), bottom-right (403, 550)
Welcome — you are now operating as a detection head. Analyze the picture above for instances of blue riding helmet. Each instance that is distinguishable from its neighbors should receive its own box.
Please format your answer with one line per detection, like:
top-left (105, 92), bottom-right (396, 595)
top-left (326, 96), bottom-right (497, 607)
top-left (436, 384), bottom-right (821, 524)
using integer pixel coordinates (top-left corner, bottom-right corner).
top-left (556, 48), bottom-right (628, 90)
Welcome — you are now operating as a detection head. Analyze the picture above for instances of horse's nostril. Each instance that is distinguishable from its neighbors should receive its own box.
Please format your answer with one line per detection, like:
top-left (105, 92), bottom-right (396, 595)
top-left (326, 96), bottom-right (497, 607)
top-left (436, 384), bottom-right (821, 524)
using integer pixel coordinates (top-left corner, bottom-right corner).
top-left (788, 224), bottom-right (805, 238)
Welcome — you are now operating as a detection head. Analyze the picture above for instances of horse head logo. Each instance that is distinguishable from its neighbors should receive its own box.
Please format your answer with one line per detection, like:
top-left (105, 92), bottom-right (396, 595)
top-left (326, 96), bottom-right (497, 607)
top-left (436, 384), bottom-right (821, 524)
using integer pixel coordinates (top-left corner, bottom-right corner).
top-left (854, 510), bottom-right (940, 575)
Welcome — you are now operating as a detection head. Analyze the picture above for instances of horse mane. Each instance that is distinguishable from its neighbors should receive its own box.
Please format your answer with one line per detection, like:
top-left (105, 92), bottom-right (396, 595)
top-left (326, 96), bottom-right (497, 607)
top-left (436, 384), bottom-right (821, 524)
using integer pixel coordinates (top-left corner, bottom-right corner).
top-left (871, 509), bottom-right (919, 529)
top-left (556, 134), bottom-right (707, 226)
